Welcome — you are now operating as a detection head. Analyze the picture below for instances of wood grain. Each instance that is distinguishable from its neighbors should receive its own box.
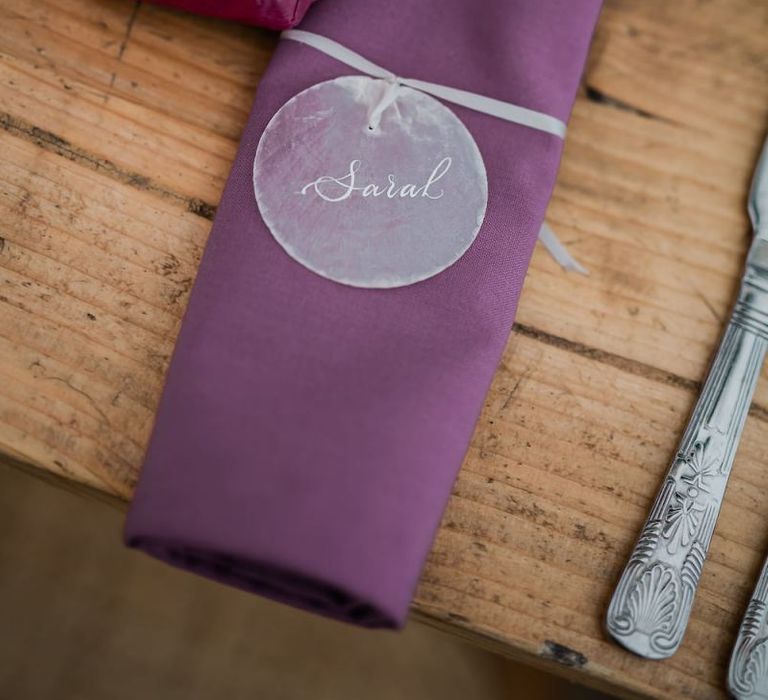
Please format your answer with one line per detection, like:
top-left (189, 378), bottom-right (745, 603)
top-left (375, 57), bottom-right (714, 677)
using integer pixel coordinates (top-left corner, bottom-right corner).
top-left (1, 1), bottom-right (767, 697)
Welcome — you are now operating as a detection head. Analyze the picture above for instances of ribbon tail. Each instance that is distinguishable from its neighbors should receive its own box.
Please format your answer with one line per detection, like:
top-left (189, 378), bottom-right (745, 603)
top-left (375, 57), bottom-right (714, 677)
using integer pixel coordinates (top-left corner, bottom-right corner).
top-left (538, 222), bottom-right (588, 275)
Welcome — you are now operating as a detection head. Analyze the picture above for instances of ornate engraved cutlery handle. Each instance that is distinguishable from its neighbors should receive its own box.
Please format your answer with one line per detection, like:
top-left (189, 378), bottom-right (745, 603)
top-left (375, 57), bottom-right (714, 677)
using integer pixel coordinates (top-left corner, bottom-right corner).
top-left (729, 556), bottom-right (768, 700)
top-left (606, 259), bottom-right (768, 659)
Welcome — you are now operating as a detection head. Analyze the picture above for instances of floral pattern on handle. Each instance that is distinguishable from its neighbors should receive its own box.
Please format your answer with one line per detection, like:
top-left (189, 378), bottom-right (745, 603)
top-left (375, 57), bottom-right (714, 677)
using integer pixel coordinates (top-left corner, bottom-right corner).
top-left (729, 559), bottom-right (768, 699)
top-left (607, 322), bottom-right (768, 659)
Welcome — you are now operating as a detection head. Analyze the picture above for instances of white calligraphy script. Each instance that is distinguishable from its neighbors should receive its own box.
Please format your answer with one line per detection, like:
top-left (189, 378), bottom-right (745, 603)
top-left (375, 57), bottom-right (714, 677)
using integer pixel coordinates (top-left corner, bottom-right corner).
top-left (300, 157), bottom-right (452, 203)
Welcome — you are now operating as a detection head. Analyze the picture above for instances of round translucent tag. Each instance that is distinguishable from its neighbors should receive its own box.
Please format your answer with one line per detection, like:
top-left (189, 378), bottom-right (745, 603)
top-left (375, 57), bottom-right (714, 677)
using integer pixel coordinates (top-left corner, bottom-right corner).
top-left (253, 76), bottom-right (488, 288)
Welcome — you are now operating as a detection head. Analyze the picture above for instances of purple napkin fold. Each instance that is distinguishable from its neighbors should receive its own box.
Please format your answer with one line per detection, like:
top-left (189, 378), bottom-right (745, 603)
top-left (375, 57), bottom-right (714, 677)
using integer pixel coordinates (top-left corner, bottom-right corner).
top-left (125, 0), bottom-right (602, 628)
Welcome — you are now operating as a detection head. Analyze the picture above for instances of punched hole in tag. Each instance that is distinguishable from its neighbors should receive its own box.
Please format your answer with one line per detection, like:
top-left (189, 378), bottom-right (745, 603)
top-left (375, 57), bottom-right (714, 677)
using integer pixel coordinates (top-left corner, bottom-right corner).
top-left (366, 78), bottom-right (401, 133)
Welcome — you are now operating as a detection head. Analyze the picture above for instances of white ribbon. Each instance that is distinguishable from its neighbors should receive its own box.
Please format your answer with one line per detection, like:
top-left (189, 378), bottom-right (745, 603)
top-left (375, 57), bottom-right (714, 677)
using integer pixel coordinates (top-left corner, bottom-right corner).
top-left (282, 29), bottom-right (587, 274)
top-left (538, 222), bottom-right (588, 275)
top-left (283, 30), bottom-right (566, 138)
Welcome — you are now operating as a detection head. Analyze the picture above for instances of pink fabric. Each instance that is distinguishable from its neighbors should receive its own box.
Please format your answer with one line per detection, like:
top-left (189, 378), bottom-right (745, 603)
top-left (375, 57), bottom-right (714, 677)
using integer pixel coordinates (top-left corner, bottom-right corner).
top-left (146, 0), bottom-right (318, 29)
top-left (126, 0), bottom-right (603, 627)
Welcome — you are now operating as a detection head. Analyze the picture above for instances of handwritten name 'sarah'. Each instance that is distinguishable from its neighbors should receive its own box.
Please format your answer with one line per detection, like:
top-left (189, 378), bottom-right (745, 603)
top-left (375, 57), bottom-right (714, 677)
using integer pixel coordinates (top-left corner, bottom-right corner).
top-left (300, 157), bottom-right (452, 203)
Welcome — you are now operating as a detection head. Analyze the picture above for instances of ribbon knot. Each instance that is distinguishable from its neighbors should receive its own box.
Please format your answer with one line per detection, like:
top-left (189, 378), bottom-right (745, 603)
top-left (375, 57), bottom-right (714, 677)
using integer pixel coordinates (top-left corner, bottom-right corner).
top-left (367, 79), bottom-right (401, 131)
top-left (283, 30), bottom-right (567, 138)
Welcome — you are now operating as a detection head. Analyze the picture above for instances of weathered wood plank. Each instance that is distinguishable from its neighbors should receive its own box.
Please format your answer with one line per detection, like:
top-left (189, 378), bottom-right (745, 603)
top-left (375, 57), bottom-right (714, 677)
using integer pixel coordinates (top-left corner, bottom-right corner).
top-left (523, 0), bottom-right (768, 394)
top-left (1, 1), bottom-right (768, 698)
top-left (417, 328), bottom-right (768, 699)
top-left (0, 1), bottom-right (273, 204)
top-left (0, 132), bottom-right (203, 495)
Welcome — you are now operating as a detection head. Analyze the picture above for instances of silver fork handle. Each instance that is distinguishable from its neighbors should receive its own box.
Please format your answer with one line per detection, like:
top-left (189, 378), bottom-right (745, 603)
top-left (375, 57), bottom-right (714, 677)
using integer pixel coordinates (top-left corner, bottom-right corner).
top-left (729, 556), bottom-right (768, 700)
top-left (606, 316), bottom-right (767, 659)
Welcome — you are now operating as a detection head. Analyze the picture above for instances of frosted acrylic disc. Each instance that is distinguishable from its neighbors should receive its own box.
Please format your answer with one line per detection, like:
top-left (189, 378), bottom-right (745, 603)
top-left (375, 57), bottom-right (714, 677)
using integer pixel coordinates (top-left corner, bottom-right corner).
top-left (253, 76), bottom-right (488, 288)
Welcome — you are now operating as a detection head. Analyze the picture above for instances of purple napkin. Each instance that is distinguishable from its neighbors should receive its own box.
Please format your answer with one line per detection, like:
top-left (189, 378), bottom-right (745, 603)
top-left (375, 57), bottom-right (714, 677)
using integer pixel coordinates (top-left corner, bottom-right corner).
top-left (125, 0), bottom-right (602, 628)
top-left (145, 0), bottom-right (318, 29)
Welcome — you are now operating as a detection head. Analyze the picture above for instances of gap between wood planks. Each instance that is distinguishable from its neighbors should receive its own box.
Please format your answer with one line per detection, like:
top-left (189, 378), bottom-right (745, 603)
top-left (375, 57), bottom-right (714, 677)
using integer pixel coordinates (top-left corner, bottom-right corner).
top-left (3, 107), bottom-right (768, 429)
top-left (108, 1), bottom-right (141, 91)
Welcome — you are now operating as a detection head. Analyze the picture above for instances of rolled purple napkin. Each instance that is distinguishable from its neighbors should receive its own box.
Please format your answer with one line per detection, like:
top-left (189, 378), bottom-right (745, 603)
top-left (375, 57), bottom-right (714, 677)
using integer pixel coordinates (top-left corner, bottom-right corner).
top-left (145, 0), bottom-right (318, 29)
top-left (125, 0), bottom-right (602, 627)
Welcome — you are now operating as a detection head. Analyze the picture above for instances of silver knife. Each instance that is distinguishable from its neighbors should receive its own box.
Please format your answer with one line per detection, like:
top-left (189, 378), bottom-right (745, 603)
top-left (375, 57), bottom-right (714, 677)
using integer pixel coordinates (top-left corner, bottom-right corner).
top-left (606, 136), bottom-right (768, 660)
top-left (728, 141), bottom-right (768, 700)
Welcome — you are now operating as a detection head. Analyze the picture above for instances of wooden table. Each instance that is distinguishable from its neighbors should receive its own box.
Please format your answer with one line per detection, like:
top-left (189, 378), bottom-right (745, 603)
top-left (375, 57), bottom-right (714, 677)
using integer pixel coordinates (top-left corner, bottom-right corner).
top-left (1, 0), bottom-right (767, 697)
